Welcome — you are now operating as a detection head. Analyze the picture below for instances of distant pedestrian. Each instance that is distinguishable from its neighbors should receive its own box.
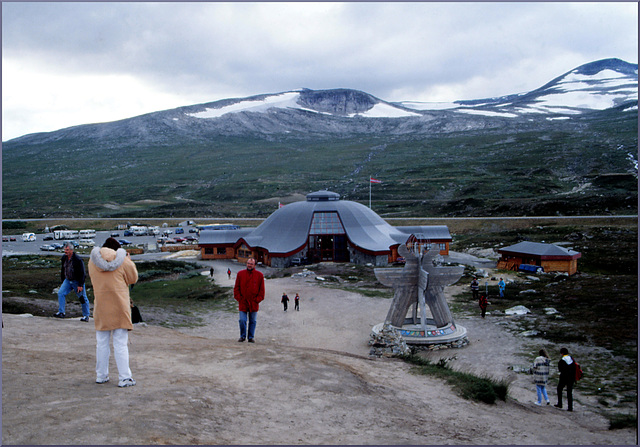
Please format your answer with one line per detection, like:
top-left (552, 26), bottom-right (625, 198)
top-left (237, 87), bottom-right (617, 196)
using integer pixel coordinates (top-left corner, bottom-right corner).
top-left (233, 258), bottom-right (265, 343)
top-left (533, 348), bottom-right (551, 406)
top-left (478, 294), bottom-right (488, 318)
top-left (55, 242), bottom-right (91, 322)
top-left (555, 347), bottom-right (576, 411)
top-left (210, 267), bottom-right (214, 277)
top-left (281, 292), bottom-right (289, 312)
top-left (470, 277), bottom-right (479, 300)
top-left (498, 277), bottom-right (506, 298)
top-left (227, 268), bottom-right (232, 279)
top-left (294, 293), bottom-right (300, 311)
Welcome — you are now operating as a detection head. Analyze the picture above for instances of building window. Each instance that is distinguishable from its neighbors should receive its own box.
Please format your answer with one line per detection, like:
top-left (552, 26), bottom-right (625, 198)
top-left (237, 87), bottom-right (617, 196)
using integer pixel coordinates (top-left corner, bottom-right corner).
top-left (309, 212), bottom-right (346, 235)
top-left (238, 247), bottom-right (252, 258)
top-left (217, 247), bottom-right (226, 255)
top-left (204, 247), bottom-right (213, 255)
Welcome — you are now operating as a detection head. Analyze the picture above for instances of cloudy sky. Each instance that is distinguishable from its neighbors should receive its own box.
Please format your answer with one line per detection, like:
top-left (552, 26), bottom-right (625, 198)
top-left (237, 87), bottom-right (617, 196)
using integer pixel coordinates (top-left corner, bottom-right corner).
top-left (2, 1), bottom-right (637, 141)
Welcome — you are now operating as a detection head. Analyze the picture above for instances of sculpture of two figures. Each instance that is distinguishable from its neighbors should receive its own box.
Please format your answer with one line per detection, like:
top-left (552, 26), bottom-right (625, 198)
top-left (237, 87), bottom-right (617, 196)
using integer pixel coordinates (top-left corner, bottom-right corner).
top-left (373, 244), bottom-right (467, 346)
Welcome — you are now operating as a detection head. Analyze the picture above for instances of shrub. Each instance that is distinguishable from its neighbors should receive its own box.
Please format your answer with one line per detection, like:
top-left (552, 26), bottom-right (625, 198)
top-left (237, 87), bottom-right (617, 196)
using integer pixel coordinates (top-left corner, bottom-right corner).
top-left (401, 354), bottom-right (510, 404)
top-left (608, 413), bottom-right (637, 430)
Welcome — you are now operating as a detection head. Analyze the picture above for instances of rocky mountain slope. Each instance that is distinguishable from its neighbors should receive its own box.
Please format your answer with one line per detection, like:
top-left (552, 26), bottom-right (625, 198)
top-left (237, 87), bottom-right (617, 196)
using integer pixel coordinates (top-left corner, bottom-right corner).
top-left (2, 58), bottom-right (637, 219)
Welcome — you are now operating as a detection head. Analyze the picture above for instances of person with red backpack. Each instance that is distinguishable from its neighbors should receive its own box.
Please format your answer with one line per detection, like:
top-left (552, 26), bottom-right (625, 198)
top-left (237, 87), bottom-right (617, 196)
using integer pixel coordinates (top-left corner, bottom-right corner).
top-left (555, 347), bottom-right (576, 411)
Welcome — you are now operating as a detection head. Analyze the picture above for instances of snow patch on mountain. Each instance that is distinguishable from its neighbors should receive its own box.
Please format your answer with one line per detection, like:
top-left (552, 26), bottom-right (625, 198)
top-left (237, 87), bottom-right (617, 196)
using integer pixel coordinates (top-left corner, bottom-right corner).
top-left (348, 102), bottom-right (421, 118)
top-left (188, 92), bottom-right (305, 118)
top-left (188, 90), bottom-right (420, 120)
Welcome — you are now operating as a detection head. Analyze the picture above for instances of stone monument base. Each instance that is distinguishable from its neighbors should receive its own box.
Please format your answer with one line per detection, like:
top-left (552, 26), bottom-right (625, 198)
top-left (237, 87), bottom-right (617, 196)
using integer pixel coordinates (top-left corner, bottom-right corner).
top-left (371, 320), bottom-right (468, 349)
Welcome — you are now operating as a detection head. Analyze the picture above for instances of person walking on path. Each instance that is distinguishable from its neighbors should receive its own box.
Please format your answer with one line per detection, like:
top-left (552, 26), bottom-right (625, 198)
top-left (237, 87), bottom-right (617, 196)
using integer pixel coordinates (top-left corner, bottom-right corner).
top-left (555, 347), bottom-right (576, 411)
top-left (55, 242), bottom-right (91, 321)
top-left (470, 277), bottom-right (479, 300)
top-left (88, 237), bottom-right (139, 387)
top-left (294, 293), bottom-right (300, 311)
top-left (281, 293), bottom-right (289, 312)
top-left (478, 294), bottom-right (488, 318)
top-left (210, 267), bottom-right (214, 278)
top-left (227, 268), bottom-right (232, 280)
top-left (498, 278), bottom-right (506, 298)
top-left (533, 348), bottom-right (551, 406)
top-left (233, 258), bottom-right (265, 343)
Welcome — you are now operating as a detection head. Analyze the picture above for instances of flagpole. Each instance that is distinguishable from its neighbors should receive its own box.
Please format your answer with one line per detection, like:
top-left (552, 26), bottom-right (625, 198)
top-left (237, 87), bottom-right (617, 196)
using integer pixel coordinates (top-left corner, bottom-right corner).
top-left (369, 177), bottom-right (372, 208)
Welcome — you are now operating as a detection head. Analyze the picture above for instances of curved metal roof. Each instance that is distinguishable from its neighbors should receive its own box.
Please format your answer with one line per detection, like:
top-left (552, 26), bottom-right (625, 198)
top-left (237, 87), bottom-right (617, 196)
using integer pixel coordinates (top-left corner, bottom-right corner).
top-left (200, 191), bottom-right (452, 255)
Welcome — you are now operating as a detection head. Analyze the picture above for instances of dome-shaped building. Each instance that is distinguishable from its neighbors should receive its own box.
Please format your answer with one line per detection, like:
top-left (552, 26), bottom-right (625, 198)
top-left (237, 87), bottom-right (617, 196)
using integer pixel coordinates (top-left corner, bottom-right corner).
top-left (199, 191), bottom-right (453, 268)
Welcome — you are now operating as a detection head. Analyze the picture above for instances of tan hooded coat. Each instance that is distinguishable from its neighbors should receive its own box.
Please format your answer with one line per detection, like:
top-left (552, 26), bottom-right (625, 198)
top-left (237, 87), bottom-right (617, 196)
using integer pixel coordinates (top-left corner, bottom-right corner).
top-left (88, 247), bottom-right (138, 331)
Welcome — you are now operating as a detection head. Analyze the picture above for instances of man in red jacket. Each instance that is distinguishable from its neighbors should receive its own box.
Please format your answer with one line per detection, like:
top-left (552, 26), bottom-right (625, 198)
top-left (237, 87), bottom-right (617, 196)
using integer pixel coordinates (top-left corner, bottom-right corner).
top-left (234, 258), bottom-right (265, 343)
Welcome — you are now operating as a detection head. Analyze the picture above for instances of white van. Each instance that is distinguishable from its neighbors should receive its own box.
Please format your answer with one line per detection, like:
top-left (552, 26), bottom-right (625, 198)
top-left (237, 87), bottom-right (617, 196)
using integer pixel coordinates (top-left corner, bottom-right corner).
top-left (78, 239), bottom-right (95, 247)
top-left (79, 229), bottom-right (97, 239)
top-left (22, 233), bottom-right (36, 242)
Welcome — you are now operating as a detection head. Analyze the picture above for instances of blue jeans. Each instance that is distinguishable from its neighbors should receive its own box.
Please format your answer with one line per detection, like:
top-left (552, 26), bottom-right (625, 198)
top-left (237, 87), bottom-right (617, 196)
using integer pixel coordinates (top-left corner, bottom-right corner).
top-left (58, 279), bottom-right (90, 317)
top-left (239, 311), bottom-right (257, 340)
top-left (536, 384), bottom-right (549, 403)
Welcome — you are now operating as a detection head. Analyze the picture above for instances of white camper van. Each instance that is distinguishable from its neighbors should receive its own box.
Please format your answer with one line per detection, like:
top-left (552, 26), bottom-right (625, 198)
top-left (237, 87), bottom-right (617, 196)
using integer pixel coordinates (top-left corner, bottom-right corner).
top-left (22, 233), bottom-right (36, 242)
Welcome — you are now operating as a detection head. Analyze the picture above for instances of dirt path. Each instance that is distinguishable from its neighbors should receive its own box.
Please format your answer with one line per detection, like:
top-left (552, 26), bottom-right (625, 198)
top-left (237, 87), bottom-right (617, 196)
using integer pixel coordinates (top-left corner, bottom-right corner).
top-left (2, 260), bottom-right (635, 445)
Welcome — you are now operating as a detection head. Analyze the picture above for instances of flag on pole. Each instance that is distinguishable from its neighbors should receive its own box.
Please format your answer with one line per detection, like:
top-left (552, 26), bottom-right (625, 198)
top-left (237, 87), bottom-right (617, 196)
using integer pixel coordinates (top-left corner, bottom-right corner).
top-left (370, 177), bottom-right (382, 184)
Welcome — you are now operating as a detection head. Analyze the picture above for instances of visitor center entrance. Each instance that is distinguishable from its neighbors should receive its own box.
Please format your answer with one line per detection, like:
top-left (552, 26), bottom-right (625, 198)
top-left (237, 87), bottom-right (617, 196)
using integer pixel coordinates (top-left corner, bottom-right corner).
top-left (307, 212), bottom-right (349, 262)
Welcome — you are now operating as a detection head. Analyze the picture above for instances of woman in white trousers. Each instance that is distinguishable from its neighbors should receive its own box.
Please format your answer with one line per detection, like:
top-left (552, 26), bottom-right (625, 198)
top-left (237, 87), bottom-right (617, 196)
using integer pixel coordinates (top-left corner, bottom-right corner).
top-left (88, 237), bottom-right (138, 387)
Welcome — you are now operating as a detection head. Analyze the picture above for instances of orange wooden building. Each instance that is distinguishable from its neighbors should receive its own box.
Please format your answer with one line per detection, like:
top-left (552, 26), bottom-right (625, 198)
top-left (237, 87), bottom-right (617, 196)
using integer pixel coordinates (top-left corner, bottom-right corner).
top-left (497, 241), bottom-right (581, 275)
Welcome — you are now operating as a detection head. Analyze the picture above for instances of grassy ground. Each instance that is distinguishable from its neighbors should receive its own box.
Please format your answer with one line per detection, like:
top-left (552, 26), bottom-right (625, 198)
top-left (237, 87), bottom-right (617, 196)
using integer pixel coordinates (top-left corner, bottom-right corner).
top-left (1, 256), bottom-right (234, 328)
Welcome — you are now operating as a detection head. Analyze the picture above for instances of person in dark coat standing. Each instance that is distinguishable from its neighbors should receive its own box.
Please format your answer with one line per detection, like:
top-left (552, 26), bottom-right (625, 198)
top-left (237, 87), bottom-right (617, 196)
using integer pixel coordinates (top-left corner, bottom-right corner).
top-left (478, 294), bottom-right (488, 318)
top-left (555, 347), bottom-right (576, 411)
top-left (281, 292), bottom-right (289, 312)
top-left (294, 293), bottom-right (300, 311)
top-left (470, 277), bottom-right (479, 300)
top-left (233, 258), bottom-right (265, 343)
top-left (55, 242), bottom-right (91, 321)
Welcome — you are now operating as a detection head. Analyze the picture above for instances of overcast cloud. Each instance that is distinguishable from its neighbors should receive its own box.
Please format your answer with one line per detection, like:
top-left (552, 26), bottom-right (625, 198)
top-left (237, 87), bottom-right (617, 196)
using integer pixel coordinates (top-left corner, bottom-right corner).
top-left (2, 1), bottom-right (637, 140)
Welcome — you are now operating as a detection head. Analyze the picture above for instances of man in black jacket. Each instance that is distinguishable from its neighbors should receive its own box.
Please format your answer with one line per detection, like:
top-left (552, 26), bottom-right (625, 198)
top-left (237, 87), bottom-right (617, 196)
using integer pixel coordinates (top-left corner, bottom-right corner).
top-left (554, 347), bottom-right (576, 411)
top-left (55, 242), bottom-right (90, 321)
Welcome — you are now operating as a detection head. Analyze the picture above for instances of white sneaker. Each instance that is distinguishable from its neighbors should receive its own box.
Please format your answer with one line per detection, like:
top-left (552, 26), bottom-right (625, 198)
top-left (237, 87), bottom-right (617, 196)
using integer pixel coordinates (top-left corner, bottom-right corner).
top-left (534, 401), bottom-right (542, 406)
top-left (118, 378), bottom-right (136, 388)
top-left (96, 377), bottom-right (109, 384)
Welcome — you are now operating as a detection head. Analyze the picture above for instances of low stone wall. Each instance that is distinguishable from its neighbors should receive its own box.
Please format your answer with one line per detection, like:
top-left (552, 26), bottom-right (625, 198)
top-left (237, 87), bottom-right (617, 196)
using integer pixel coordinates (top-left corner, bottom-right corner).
top-left (160, 244), bottom-right (199, 252)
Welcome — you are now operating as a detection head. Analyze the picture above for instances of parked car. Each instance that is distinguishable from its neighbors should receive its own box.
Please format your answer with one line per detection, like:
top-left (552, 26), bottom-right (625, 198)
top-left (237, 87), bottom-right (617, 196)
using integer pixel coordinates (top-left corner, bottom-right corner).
top-left (123, 230), bottom-right (133, 237)
top-left (40, 244), bottom-right (55, 251)
top-left (175, 228), bottom-right (184, 234)
top-left (50, 243), bottom-right (64, 249)
top-left (79, 239), bottom-right (95, 246)
top-left (188, 228), bottom-right (198, 233)
top-left (43, 234), bottom-right (54, 241)
top-left (175, 237), bottom-right (187, 243)
top-left (118, 239), bottom-right (133, 245)
top-left (185, 236), bottom-right (198, 242)
top-left (9, 236), bottom-right (16, 241)
top-left (393, 256), bottom-right (406, 266)
top-left (2, 237), bottom-right (8, 242)
top-left (110, 232), bottom-right (120, 237)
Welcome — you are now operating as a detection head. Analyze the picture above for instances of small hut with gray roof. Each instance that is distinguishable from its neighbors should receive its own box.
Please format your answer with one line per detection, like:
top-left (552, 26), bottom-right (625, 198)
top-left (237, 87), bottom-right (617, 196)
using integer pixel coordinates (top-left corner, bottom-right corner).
top-left (497, 241), bottom-right (582, 275)
top-left (198, 190), bottom-right (453, 268)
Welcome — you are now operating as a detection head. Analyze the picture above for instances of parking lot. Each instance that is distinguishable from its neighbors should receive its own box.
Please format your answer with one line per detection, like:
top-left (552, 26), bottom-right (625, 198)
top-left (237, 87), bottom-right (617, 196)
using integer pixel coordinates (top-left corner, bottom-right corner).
top-left (2, 226), bottom-right (200, 256)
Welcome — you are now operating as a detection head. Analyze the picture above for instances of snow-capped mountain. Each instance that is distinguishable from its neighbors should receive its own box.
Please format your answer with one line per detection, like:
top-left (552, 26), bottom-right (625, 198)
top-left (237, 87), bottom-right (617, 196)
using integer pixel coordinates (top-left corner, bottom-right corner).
top-left (5, 58), bottom-right (637, 146)
top-left (184, 58), bottom-right (636, 123)
top-left (398, 58), bottom-right (637, 119)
